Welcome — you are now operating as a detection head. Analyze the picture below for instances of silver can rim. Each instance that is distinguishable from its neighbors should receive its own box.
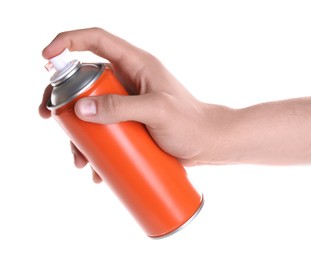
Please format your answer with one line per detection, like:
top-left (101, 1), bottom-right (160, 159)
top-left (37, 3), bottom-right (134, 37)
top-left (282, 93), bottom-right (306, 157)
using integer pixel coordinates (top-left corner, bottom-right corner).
top-left (46, 63), bottom-right (105, 110)
top-left (148, 194), bottom-right (205, 239)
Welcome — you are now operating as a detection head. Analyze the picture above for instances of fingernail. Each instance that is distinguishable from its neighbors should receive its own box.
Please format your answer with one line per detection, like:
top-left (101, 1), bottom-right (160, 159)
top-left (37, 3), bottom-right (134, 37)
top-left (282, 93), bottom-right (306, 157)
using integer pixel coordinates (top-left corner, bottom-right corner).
top-left (78, 99), bottom-right (97, 116)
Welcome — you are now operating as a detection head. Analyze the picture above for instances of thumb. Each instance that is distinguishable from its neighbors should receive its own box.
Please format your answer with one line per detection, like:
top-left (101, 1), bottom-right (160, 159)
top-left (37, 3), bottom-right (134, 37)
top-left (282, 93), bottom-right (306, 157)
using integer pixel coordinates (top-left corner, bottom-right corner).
top-left (74, 93), bottom-right (165, 126)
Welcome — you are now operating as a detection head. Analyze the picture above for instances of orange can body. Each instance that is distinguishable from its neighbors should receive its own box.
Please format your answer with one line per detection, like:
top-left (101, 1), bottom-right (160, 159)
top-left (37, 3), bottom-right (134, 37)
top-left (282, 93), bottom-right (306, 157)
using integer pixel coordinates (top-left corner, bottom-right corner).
top-left (48, 62), bottom-right (203, 238)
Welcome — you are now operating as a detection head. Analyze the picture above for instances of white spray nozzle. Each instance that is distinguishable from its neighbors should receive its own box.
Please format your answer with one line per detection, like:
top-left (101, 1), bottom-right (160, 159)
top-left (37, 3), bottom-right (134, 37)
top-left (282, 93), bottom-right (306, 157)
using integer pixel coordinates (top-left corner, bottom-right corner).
top-left (45, 48), bottom-right (81, 85)
top-left (45, 49), bottom-right (70, 72)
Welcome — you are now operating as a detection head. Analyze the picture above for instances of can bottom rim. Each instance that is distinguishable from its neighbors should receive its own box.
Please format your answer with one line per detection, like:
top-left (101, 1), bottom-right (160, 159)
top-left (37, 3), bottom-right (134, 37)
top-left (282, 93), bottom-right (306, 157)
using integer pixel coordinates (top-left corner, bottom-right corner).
top-left (148, 194), bottom-right (204, 239)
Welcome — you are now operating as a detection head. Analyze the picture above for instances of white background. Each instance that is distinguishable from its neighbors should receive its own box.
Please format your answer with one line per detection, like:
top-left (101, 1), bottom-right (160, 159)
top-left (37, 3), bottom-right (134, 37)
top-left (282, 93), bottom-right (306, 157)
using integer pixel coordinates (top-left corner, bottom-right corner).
top-left (1, 0), bottom-right (311, 259)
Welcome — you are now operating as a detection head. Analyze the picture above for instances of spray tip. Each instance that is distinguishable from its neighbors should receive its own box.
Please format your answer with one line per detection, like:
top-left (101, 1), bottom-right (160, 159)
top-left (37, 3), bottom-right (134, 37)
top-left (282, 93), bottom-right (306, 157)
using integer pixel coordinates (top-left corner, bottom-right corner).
top-left (45, 48), bottom-right (70, 72)
top-left (45, 48), bottom-right (81, 85)
top-left (44, 62), bottom-right (54, 72)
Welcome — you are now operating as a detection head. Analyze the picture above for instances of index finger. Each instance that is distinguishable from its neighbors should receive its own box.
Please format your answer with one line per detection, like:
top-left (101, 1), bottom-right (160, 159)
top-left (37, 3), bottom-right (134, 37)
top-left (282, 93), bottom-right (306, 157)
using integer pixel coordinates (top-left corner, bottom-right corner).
top-left (42, 27), bottom-right (141, 66)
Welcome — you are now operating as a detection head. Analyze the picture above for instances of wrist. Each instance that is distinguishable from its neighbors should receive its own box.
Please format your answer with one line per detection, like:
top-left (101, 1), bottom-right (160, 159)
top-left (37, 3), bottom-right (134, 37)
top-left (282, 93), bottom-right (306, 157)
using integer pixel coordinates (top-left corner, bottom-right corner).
top-left (196, 103), bottom-right (242, 165)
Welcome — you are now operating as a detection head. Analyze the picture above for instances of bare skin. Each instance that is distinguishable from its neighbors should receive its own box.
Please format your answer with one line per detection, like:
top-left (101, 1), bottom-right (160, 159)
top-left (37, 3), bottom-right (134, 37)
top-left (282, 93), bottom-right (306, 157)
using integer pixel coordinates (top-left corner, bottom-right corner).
top-left (40, 28), bottom-right (311, 182)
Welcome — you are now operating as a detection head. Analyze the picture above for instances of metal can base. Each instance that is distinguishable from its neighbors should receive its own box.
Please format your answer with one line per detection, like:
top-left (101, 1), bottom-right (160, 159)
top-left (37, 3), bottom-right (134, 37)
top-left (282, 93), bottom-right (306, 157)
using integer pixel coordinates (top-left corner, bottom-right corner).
top-left (148, 194), bottom-right (204, 239)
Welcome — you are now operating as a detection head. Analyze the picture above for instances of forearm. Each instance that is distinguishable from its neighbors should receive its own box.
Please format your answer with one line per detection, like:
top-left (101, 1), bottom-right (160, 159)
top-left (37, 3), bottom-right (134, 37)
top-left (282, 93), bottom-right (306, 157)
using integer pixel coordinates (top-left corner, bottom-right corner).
top-left (201, 97), bottom-right (311, 165)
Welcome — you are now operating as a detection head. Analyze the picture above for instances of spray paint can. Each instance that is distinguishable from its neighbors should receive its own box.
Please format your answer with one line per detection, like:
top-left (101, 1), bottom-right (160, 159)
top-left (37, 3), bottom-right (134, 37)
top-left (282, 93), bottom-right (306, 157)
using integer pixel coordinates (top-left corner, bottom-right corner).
top-left (45, 49), bottom-right (204, 238)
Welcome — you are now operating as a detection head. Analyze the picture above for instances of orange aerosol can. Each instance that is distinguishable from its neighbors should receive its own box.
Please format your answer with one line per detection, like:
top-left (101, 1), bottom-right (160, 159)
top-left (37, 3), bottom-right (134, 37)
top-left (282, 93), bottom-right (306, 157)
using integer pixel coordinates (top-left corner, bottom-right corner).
top-left (45, 49), bottom-right (204, 238)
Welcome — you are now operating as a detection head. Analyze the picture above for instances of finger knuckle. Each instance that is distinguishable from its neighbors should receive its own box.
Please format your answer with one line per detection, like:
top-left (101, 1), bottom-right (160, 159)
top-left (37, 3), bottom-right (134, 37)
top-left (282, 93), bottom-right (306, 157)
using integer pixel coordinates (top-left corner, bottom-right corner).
top-left (153, 92), bottom-right (176, 122)
top-left (55, 31), bottom-right (67, 40)
top-left (98, 95), bottom-right (121, 123)
top-left (90, 27), bottom-right (103, 34)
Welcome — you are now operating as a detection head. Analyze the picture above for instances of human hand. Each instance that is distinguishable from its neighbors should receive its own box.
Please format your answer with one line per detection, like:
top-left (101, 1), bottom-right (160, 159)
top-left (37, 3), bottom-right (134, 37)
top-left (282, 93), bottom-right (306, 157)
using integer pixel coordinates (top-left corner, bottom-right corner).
top-left (40, 27), bottom-right (235, 175)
